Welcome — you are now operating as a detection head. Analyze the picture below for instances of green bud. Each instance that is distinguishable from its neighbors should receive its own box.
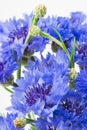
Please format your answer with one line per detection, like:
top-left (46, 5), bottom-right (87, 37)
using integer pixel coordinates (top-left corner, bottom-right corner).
top-left (69, 68), bottom-right (78, 88)
top-left (69, 68), bottom-right (78, 80)
top-left (29, 25), bottom-right (41, 36)
top-left (34, 4), bottom-right (47, 18)
top-left (14, 118), bottom-right (26, 128)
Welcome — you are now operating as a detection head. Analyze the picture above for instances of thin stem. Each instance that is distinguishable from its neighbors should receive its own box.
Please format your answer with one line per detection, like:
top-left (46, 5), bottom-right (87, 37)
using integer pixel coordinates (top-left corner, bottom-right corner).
top-left (17, 61), bottom-right (22, 79)
top-left (25, 33), bottom-right (33, 44)
top-left (70, 37), bottom-right (76, 68)
top-left (12, 82), bottom-right (18, 87)
top-left (25, 16), bottom-right (39, 43)
top-left (4, 87), bottom-right (13, 94)
top-left (40, 31), bottom-right (71, 60)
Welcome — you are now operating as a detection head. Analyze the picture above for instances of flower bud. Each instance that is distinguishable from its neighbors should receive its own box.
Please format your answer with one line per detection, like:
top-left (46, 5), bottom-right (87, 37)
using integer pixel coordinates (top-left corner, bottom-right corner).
top-left (69, 67), bottom-right (78, 88)
top-left (14, 118), bottom-right (26, 128)
top-left (29, 25), bottom-right (41, 37)
top-left (69, 68), bottom-right (78, 80)
top-left (34, 4), bottom-right (47, 18)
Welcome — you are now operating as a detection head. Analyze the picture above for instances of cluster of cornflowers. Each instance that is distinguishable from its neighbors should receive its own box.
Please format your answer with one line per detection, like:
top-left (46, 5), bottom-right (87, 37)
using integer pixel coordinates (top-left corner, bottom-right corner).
top-left (0, 4), bottom-right (87, 130)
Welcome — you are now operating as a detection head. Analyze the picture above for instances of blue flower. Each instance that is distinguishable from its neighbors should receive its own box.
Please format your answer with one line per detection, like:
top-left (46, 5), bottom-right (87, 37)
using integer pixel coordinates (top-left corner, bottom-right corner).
top-left (0, 13), bottom-right (49, 53)
top-left (9, 50), bottom-right (69, 118)
top-left (70, 12), bottom-right (86, 28)
top-left (52, 90), bottom-right (87, 130)
top-left (70, 13), bottom-right (87, 68)
top-left (76, 69), bottom-right (87, 97)
top-left (35, 118), bottom-right (68, 130)
top-left (28, 36), bottom-right (48, 53)
top-left (75, 43), bottom-right (87, 68)
top-left (0, 16), bottom-right (29, 83)
top-left (0, 50), bottom-right (18, 83)
top-left (35, 90), bottom-right (87, 130)
top-left (39, 16), bottom-right (73, 42)
top-left (69, 12), bottom-right (86, 41)
top-left (0, 113), bottom-right (24, 130)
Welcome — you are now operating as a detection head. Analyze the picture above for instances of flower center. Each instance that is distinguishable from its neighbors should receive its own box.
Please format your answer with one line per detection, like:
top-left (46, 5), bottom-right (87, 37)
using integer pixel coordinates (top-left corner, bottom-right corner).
top-left (25, 84), bottom-right (51, 106)
top-left (0, 62), bottom-right (4, 72)
top-left (8, 26), bottom-right (28, 44)
top-left (62, 98), bottom-right (85, 116)
top-left (79, 43), bottom-right (87, 58)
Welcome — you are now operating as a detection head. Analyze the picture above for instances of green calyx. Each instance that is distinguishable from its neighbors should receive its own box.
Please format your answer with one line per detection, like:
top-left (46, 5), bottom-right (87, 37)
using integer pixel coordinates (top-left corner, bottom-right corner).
top-left (29, 25), bottom-right (41, 37)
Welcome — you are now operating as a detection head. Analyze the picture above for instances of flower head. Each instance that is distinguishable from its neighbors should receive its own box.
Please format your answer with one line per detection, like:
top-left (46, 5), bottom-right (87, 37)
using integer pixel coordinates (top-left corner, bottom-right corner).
top-left (76, 69), bottom-right (87, 97)
top-left (75, 43), bottom-right (87, 68)
top-left (9, 50), bottom-right (69, 118)
top-left (35, 90), bottom-right (87, 130)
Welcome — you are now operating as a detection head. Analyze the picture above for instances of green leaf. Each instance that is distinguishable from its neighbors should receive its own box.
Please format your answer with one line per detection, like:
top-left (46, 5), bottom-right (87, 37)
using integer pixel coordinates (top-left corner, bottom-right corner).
top-left (70, 37), bottom-right (76, 68)
top-left (31, 125), bottom-right (37, 130)
top-left (52, 27), bottom-right (71, 60)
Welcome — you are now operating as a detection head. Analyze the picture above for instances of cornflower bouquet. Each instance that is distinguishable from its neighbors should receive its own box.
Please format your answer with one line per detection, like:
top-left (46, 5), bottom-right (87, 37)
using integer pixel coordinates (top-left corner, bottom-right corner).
top-left (0, 4), bottom-right (87, 130)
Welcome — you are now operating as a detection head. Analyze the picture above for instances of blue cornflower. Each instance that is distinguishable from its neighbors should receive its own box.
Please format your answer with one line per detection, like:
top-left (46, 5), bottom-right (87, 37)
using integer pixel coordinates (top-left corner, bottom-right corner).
top-left (69, 12), bottom-right (86, 41)
top-left (28, 36), bottom-right (49, 53)
top-left (9, 50), bottom-right (69, 118)
top-left (2, 13), bottom-right (49, 53)
top-left (0, 16), bottom-right (28, 83)
top-left (69, 12), bottom-right (87, 68)
top-left (38, 12), bottom-right (87, 51)
top-left (70, 12), bottom-right (86, 28)
top-left (0, 16), bottom-right (28, 59)
top-left (75, 43), bottom-right (87, 68)
top-left (0, 113), bottom-right (24, 130)
top-left (52, 90), bottom-right (87, 130)
top-left (39, 16), bottom-right (73, 41)
top-left (0, 50), bottom-right (18, 83)
top-left (76, 68), bottom-right (87, 97)
top-left (35, 118), bottom-right (68, 130)
top-left (35, 90), bottom-right (87, 130)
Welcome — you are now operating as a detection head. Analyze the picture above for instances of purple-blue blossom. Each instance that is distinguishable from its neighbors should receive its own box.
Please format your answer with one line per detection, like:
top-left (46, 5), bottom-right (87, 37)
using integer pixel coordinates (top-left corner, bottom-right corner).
top-left (35, 90), bottom-right (87, 130)
top-left (0, 5), bottom-right (87, 130)
top-left (9, 50), bottom-right (69, 118)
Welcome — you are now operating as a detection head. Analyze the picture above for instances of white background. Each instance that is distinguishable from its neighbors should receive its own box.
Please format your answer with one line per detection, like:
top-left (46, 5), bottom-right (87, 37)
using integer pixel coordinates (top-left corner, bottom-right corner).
top-left (0, 0), bottom-right (87, 114)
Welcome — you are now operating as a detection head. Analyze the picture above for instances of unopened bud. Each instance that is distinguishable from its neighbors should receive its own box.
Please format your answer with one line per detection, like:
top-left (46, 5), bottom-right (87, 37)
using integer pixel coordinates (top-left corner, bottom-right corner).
top-left (69, 68), bottom-right (78, 88)
top-left (14, 118), bottom-right (26, 128)
top-left (29, 25), bottom-right (41, 36)
top-left (69, 68), bottom-right (78, 80)
top-left (34, 4), bottom-right (47, 18)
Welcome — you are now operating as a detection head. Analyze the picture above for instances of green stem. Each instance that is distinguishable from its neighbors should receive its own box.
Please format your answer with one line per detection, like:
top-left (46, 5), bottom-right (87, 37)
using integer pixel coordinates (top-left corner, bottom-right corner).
top-left (26, 118), bottom-right (35, 124)
top-left (31, 125), bottom-right (36, 130)
top-left (52, 27), bottom-right (70, 58)
top-left (40, 31), bottom-right (71, 60)
top-left (25, 16), bottom-right (39, 43)
top-left (31, 16), bottom-right (39, 25)
top-left (4, 87), bottom-right (13, 94)
top-left (12, 82), bottom-right (18, 87)
top-left (17, 61), bottom-right (22, 79)
top-left (70, 37), bottom-right (76, 68)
